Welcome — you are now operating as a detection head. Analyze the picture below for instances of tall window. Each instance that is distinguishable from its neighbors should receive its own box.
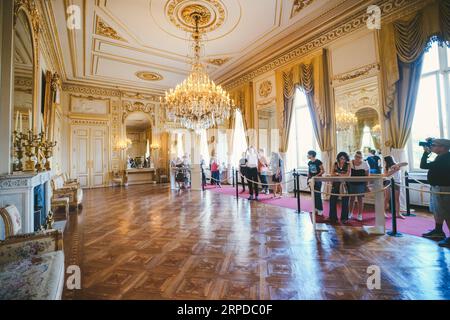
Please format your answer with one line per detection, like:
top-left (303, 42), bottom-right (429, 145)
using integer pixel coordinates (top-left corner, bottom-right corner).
top-left (407, 42), bottom-right (450, 170)
top-left (176, 132), bottom-right (184, 158)
top-left (217, 130), bottom-right (228, 166)
top-left (231, 109), bottom-right (248, 167)
top-left (199, 129), bottom-right (210, 165)
top-left (286, 88), bottom-right (321, 170)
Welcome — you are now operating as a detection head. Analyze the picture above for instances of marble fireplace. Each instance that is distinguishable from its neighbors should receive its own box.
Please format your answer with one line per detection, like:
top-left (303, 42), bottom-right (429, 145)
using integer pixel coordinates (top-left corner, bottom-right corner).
top-left (0, 171), bottom-right (52, 233)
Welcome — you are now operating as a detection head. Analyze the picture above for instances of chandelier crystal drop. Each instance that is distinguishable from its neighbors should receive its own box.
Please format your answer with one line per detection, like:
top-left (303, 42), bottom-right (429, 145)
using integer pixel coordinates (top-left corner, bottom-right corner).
top-left (336, 109), bottom-right (358, 131)
top-left (161, 12), bottom-right (234, 131)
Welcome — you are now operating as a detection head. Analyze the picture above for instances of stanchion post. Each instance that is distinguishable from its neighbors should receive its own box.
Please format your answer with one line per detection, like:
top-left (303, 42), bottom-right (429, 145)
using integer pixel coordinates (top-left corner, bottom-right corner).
top-left (235, 170), bottom-right (239, 202)
top-left (310, 178), bottom-right (316, 229)
top-left (296, 172), bottom-right (301, 214)
top-left (293, 169), bottom-right (297, 198)
top-left (404, 172), bottom-right (415, 217)
top-left (232, 166), bottom-right (235, 187)
top-left (387, 177), bottom-right (402, 237)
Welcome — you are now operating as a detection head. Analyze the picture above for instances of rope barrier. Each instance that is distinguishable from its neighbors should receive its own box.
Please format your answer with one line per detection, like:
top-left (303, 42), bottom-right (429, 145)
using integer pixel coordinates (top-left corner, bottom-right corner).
top-left (408, 177), bottom-right (428, 185)
top-left (237, 172), bottom-right (295, 186)
top-left (394, 182), bottom-right (450, 195)
top-left (310, 180), bottom-right (392, 197)
top-left (208, 175), bottom-right (230, 183)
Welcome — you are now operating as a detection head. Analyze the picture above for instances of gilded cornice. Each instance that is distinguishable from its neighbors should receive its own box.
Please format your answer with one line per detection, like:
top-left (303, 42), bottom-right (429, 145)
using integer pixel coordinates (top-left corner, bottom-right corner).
top-left (14, 0), bottom-right (41, 35)
top-left (70, 118), bottom-right (110, 126)
top-left (291, 0), bottom-right (316, 19)
top-left (222, 0), bottom-right (430, 90)
top-left (61, 83), bottom-right (159, 101)
top-left (96, 18), bottom-right (127, 42)
top-left (62, 83), bottom-right (122, 97)
top-left (332, 63), bottom-right (379, 85)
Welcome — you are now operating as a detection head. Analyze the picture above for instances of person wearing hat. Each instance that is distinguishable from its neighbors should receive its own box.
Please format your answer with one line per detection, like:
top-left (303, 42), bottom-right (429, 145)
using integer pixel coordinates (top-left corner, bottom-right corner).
top-left (420, 138), bottom-right (450, 248)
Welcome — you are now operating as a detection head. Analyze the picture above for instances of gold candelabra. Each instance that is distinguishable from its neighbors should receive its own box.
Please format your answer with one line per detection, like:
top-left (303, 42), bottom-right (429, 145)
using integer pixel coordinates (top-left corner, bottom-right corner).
top-left (13, 131), bottom-right (25, 172)
top-left (13, 130), bottom-right (57, 173)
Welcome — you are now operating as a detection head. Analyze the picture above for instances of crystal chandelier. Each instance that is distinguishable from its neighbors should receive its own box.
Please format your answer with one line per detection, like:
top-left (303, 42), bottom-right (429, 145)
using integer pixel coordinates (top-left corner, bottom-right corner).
top-left (161, 12), bottom-right (234, 131)
top-left (336, 109), bottom-right (358, 131)
top-left (372, 124), bottom-right (381, 136)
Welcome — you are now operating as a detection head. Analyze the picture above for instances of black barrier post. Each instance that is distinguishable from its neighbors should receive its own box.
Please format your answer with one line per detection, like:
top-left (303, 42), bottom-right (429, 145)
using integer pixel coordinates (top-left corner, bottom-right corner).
top-left (232, 167), bottom-right (235, 188)
top-left (293, 169), bottom-right (297, 198)
top-left (404, 172), bottom-right (415, 217)
top-left (387, 177), bottom-right (403, 237)
top-left (296, 173), bottom-right (301, 214)
top-left (202, 172), bottom-right (205, 191)
top-left (235, 170), bottom-right (239, 202)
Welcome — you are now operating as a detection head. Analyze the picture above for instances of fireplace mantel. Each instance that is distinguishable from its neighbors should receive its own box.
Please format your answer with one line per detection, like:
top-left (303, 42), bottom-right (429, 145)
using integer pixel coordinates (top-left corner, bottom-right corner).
top-left (0, 171), bottom-right (52, 233)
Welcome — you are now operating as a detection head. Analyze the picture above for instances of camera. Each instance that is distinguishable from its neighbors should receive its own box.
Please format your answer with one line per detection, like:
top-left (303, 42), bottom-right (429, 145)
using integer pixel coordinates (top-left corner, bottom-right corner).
top-left (419, 138), bottom-right (434, 148)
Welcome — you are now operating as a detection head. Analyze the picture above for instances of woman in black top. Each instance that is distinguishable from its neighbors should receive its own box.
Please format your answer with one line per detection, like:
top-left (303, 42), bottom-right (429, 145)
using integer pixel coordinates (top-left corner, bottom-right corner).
top-left (307, 150), bottom-right (324, 215)
top-left (329, 152), bottom-right (351, 223)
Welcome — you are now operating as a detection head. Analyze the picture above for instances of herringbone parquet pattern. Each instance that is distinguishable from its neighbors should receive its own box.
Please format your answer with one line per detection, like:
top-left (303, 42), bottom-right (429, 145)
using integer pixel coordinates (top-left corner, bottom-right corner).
top-left (62, 185), bottom-right (450, 300)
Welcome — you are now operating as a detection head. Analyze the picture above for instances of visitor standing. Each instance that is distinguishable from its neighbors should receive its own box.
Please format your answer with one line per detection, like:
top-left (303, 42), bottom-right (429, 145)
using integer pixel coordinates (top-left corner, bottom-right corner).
top-left (420, 138), bottom-right (450, 248)
top-left (258, 148), bottom-right (270, 195)
top-left (329, 152), bottom-right (351, 224)
top-left (348, 151), bottom-right (370, 221)
top-left (307, 150), bottom-right (324, 216)
top-left (246, 146), bottom-right (259, 200)
top-left (270, 152), bottom-right (283, 198)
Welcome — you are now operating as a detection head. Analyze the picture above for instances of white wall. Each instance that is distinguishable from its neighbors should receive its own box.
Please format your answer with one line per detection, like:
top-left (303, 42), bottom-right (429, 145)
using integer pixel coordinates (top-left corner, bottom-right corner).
top-left (329, 31), bottom-right (377, 76)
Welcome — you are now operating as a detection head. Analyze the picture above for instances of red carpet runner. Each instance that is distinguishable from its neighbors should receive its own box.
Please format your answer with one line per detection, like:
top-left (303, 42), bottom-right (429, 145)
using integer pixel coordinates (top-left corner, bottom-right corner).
top-left (205, 185), bottom-right (450, 237)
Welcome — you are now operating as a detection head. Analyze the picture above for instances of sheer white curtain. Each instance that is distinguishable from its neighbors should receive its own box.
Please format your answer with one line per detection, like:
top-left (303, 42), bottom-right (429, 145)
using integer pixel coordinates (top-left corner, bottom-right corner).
top-left (286, 88), bottom-right (321, 171)
top-left (231, 110), bottom-right (248, 167)
top-left (199, 129), bottom-right (210, 165)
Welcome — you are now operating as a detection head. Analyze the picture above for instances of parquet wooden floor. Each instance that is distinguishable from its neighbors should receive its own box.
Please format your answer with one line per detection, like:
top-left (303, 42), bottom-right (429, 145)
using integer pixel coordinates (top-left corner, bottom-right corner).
top-left (62, 185), bottom-right (450, 300)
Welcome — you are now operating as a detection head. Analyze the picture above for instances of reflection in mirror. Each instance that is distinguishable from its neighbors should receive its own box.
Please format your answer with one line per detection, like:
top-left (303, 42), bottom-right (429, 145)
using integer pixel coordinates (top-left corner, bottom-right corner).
top-left (13, 10), bottom-right (34, 135)
top-left (336, 107), bottom-right (380, 157)
top-left (125, 112), bottom-right (153, 169)
top-left (257, 106), bottom-right (278, 156)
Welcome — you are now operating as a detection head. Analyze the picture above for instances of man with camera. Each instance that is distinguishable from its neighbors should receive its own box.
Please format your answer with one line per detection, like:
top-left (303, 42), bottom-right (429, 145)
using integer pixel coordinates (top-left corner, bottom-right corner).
top-left (420, 138), bottom-right (450, 248)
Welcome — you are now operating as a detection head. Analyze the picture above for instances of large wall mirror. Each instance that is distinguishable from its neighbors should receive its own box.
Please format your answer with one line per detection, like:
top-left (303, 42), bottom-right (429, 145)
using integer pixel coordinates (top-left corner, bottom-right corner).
top-left (257, 105), bottom-right (278, 156)
top-left (125, 112), bottom-right (153, 169)
top-left (13, 9), bottom-right (35, 135)
top-left (334, 77), bottom-right (382, 157)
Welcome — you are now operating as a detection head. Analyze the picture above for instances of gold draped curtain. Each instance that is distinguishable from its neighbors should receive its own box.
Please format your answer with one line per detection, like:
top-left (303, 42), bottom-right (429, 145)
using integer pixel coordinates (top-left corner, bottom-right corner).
top-left (380, 0), bottom-right (450, 149)
top-left (228, 82), bottom-right (254, 148)
top-left (275, 49), bottom-right (331, 156)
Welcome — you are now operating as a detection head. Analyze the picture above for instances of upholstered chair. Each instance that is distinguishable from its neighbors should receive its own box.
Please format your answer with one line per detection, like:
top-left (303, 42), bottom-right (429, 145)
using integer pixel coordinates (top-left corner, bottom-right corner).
top-left (0, 205), bottom-right (65, 300)
top-left (51, 175), bottom-right (83, 210)
top-left (111, 170), bottom-right (127, 186)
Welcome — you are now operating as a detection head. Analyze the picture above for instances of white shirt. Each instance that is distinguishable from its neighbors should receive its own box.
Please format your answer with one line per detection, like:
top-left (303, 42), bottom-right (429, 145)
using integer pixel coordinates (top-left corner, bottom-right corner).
top-left (246, 152), bottom-right (258, 168)
top-left (351, 160), bottom-right (370, 171)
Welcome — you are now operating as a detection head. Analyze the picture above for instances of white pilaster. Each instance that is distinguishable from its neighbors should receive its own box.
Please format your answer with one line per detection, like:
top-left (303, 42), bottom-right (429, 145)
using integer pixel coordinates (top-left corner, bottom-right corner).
top-left (0, 0), bottom-right (14, 175)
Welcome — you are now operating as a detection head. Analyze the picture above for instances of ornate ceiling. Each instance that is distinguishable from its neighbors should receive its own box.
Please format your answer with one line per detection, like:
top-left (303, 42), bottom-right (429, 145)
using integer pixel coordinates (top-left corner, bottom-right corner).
top-left (44, 0), bottom-right (360, 94)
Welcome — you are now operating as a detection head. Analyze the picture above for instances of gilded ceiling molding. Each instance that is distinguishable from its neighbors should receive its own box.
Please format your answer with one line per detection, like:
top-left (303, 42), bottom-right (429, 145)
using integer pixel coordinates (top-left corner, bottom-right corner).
top-left (259, 80), bottom-right (273, 98)
top-left (14, 0), bottom-right (41, 35)
top-left (290, 0), bottom-right (315, 19)
top-left (122, 101), bottom-right (157, 126)
top-left (257, 97), bottom-right (276, 107)
top-left (332, 63), bottom-right (379, 85)
top-left (61, 83), bottom-right (162, 103)
top-left (222, 0), bottom-right (429, 91)
top-left (121, 92), bottom-right (161, 102)
top-left (14, 77), bottom-right (33, 88)
top-left (70, 119), bottom-right (109, 126)
top-left (166, 0), bottom-right (226, 33)
top-left (62, 83), bottom-right (122, 97)
top-left (96, 17), bottom-right (127, 42)
top-left (206, 58), bottom-right (231, 66)
top-left (135, 71), bottom-right (164, 81)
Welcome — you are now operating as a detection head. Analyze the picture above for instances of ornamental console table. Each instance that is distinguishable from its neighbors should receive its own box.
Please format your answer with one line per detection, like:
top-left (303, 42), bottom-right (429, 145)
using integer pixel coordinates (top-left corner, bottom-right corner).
top-left (126, 168), bottom-right (156, 185)
top-left (0, 171), bottom-right (52, 234)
